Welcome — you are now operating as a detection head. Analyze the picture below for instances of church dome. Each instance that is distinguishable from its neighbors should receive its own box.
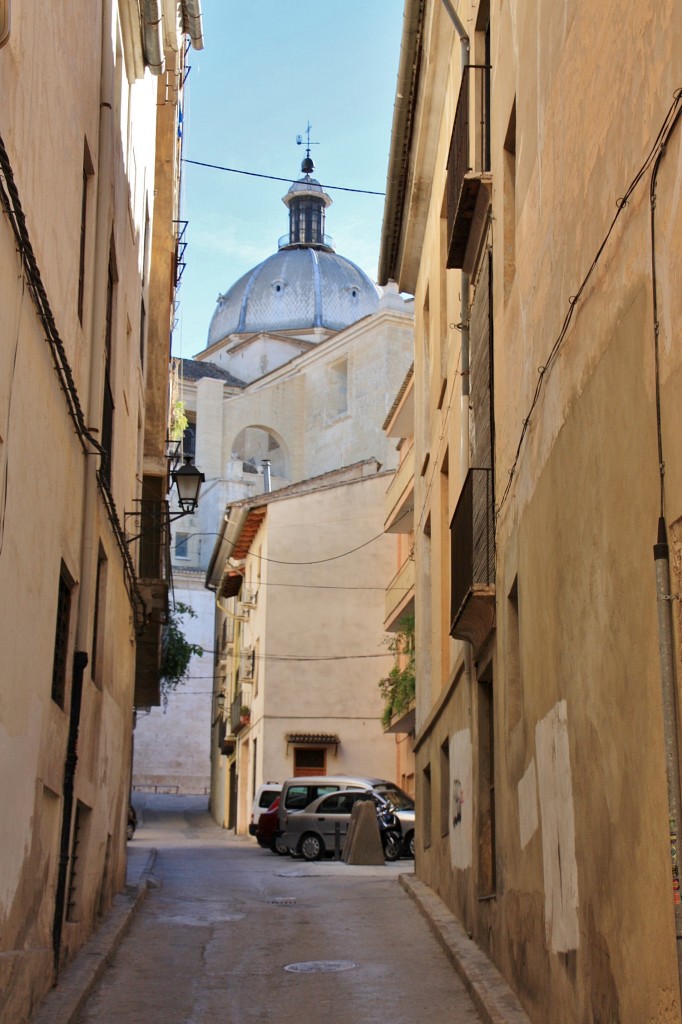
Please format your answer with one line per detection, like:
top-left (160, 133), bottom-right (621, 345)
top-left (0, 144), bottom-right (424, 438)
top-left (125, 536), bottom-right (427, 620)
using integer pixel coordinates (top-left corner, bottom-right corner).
top-left (205, 153), bottom-right (380, 347)
top-left (207, 247), bottom-right (380, 344)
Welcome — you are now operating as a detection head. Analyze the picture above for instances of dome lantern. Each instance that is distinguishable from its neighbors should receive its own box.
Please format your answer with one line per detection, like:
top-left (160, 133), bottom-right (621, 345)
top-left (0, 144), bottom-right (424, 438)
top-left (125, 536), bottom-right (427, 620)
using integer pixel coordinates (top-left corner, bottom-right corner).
top-left (281, 156), bottom-right (334, 252)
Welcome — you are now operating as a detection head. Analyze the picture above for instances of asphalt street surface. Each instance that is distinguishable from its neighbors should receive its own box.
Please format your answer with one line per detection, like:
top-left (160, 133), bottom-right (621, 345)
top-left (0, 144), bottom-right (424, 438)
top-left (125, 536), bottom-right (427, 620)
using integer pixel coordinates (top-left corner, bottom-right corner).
top-left (73, 793), bottom-right (482, 1024)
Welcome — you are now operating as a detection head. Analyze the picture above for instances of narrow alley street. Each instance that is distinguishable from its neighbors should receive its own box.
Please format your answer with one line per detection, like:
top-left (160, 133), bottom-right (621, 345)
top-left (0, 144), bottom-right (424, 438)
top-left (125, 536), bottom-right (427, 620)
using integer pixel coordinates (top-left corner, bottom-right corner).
top-left (64, 794), bottom-right (484, 1024)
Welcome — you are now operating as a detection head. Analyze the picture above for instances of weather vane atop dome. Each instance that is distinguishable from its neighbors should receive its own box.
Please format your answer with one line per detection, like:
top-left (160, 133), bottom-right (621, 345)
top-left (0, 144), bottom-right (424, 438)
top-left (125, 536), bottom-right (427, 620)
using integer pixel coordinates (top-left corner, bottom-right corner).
top-left (296, 122), bottom-right (320, 174)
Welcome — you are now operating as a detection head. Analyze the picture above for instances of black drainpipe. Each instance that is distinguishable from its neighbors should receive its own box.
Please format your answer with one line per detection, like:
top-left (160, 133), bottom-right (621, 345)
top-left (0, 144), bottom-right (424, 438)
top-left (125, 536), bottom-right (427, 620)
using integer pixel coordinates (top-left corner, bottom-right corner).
top-left (52, 650), bottom-right (88, 978)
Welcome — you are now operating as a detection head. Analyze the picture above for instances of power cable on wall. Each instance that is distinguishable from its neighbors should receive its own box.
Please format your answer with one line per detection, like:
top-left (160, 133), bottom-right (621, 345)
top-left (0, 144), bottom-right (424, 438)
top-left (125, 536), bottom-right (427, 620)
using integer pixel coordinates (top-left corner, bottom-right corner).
top-left (0, 131), bottom-right (146, 627)
top-left (649, 90), bottom-right (682, 519)
top-left (0, 278), bottom-right (25, 556)
top-left (496, 88), bottom-right (682, 518)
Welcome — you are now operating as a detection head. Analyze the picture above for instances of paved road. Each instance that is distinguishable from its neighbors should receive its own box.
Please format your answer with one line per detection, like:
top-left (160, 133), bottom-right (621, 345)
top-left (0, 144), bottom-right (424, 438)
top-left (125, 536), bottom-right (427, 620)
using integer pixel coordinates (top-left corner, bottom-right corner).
top-left (74, 793), bottom-right (482, 1024)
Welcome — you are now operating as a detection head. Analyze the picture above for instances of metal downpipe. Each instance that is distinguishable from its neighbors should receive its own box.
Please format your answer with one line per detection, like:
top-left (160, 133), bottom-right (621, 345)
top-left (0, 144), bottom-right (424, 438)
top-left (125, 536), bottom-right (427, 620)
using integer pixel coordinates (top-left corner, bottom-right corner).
top-left (654, 518), bottom-right (682, 1001)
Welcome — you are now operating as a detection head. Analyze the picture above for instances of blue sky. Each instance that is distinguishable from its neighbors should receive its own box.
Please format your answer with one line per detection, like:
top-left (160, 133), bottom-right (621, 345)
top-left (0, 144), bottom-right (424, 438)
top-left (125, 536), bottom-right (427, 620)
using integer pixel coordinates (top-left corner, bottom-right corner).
top-left (173, 0), bottom-right (405, 359)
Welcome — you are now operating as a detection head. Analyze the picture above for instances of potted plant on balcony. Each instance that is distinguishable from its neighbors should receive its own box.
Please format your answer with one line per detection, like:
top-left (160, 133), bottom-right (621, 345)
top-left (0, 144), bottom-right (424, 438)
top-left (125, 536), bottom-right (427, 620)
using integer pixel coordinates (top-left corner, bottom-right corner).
top-left (239, 705), bottom-right (251, 726)
top-left (378, 615), bottom-right (415, 728)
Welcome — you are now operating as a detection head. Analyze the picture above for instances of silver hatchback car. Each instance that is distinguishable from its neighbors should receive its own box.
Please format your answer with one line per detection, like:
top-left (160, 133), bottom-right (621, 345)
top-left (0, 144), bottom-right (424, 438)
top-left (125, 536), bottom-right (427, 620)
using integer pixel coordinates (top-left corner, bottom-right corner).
top-left (281, 789), bottom-right (405, 861)
top-left (277, 775), bottom-right (415, 857)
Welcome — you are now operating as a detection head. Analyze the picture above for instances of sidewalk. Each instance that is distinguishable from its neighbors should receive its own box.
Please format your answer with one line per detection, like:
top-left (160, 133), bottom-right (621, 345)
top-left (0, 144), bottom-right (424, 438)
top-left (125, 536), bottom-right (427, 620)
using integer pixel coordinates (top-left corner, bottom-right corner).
top-left (399, 876), bottom-right (531, 1024)
top-left (30, 846), bottom-right (157, 1024)
top-left (30, 844), bottom-right (530, 1024)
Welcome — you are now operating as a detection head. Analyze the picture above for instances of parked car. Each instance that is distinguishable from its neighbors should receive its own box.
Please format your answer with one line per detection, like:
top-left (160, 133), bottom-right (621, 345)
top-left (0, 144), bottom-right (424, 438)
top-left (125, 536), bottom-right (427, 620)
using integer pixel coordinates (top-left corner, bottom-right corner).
top-left (255, 798), bottom-right (289, 854)
top-left (249, 782), bottom-right (282, 836)
top-left (280, 789), bottom-right (402, 861)
top-left (276, 774), bottom-right (415, 858)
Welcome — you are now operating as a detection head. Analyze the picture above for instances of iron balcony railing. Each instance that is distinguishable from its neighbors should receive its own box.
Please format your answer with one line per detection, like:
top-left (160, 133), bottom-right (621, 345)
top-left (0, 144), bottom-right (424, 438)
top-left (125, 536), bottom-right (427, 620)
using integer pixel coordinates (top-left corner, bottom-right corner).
top-left (278, 232), bottom-right (334, 251)
top-left (446, 64), bottom-right (491, 269)
top-left (450, 467), bottom-right (495, 633)
top-left (135, 499), bottom-right (172, 583)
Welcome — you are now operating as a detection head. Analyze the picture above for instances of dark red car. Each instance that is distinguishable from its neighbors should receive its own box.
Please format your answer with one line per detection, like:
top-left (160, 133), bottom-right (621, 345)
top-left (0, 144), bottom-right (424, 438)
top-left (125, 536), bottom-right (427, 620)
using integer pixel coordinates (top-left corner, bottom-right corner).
top-left (255, 797), bottom-right (287, 854)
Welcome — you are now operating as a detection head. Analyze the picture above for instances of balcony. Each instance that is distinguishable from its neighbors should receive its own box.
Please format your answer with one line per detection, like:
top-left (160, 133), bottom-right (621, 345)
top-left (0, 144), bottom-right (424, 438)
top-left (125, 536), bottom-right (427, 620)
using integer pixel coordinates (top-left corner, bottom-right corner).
top-left (446, 64), bottom-right (492, 272)
top-left (385, 558), bottom-right (415, 632)
top-left (385, 443), bottom-right (414, 533)
top-left (450, 467), bottom-right (495, 653)
top-left (133, 490), bottom-right (171, 707)
top-left (231, 689), bottom-right (252, 734)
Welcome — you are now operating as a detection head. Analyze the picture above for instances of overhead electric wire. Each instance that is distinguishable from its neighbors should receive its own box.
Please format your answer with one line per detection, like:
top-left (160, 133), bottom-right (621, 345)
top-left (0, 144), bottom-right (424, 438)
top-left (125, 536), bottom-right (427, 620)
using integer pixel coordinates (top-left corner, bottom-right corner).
top-left (185, 505), bottom-right (413, 567)
top-left (182, 158), bottom-right (386, 196)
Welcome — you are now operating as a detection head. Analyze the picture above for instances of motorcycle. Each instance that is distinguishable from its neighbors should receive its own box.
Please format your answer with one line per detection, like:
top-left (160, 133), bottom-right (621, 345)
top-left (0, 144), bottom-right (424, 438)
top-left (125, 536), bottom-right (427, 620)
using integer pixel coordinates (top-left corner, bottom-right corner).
top-left (126, 804), bottom-right (137, 841)
top-left (377, 802), bottom-right (402, 861)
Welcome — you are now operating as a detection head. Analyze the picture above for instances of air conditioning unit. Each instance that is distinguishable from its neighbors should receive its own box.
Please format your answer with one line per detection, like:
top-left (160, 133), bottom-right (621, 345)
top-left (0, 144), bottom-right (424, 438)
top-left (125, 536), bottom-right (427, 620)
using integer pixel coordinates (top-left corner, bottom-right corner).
top-left (240, 647), bottom-right (255, 683)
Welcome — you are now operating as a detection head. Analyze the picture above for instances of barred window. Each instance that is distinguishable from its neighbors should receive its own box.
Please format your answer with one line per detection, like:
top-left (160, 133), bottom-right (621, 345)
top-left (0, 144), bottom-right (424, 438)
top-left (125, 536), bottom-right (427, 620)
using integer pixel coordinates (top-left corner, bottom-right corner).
top-left (52, 563), bottom-right (73, 707)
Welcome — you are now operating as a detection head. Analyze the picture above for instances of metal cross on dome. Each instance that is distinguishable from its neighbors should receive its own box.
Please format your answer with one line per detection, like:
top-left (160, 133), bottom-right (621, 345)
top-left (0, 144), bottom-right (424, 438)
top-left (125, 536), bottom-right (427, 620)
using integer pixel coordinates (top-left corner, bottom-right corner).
top-left (296, 121), bottom-right (320, 160)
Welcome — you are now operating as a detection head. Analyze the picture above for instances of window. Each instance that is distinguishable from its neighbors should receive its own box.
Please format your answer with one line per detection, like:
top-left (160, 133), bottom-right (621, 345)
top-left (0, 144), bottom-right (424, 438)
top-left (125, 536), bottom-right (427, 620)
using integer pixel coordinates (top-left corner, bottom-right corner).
top-left (325, 358), bottom-right (348, 421)
top-left (175, 532), bottom-right (190, 559)
top-left (503, 101), bottom-right (517, 303)
top-left (100, 247), bottom-right (117, 488)
top-left (422, 763), bottom-right (432, 849)
top-left (506, 577), bottom-right (523, 731)
top-left (293, 748), bottom-right (326, 776)
top-left (317, 793), bottom-right (357, 815)
top-left (253, 639), bottom-right (260, 697)
top-left (478, 667), bottom-right (496, 897)
top-left (440, 739), bottom-right (450, 836)
top-left (52, 562), bottom-right (74, 707)
top-left (290, 197), bottom-right (323, 244)
top-left (77, 142), bottom-right (94, 324)
top-left (138, 475), bottom-right (165, 579)
top-left (91, 545), bottom-right (107, 688)
top-left (66, 801), bottom-right (92, 922)
top-left (284, 783), bottom-right (340, 811)
top-left (139, 296), bottom-right (146, 369)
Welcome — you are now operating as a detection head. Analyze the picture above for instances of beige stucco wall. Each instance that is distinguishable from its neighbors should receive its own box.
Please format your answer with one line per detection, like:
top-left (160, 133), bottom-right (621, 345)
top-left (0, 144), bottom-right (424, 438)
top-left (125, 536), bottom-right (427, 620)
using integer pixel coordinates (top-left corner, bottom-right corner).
top-left (0, 3), bottom-right (188, 1019)
top-left (214, 304), bottom-right (414, 486)
top-left (212, 470), bottom-right (402, 836)
top-left (139, 291), bottom-right (414, 812)
top-left (382, 0), bottom-right (682, 1020)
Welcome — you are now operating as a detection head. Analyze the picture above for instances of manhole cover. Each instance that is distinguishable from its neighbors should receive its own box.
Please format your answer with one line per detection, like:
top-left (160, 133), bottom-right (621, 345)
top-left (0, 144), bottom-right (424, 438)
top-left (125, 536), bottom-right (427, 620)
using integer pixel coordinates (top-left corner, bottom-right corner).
top-left (284, 960), bottom-right (358, 974)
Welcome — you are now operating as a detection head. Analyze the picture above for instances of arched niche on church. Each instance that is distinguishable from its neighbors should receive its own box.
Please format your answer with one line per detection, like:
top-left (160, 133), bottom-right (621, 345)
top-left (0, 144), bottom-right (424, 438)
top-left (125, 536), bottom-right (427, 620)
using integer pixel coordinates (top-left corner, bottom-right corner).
top-left (229, 425), bottom-right (290, 484)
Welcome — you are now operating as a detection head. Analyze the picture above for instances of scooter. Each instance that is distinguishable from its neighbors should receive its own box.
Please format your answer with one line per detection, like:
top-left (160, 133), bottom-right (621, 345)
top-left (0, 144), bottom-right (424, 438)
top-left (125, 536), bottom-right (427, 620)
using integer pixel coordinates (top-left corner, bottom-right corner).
top-left (127, 804), bottom-right (137, 841)
top-left (377, 803), bottom-right (402, 861)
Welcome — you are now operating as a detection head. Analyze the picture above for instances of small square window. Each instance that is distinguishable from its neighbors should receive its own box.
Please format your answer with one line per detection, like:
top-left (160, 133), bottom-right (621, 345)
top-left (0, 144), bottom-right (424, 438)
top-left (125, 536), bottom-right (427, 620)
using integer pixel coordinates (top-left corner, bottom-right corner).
top-left (175, 533), bottom-right (190, 559)
top-left (293, 748), bottom-right (326, 776)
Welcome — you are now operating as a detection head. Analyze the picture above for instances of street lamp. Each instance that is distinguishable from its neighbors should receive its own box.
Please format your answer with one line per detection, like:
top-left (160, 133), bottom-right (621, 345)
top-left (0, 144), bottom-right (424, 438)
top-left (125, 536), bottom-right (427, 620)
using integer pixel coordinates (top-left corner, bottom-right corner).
top-left (171, 457), bottom-right (205, 515)
top-left (123, 457), bottom-right (205, 547)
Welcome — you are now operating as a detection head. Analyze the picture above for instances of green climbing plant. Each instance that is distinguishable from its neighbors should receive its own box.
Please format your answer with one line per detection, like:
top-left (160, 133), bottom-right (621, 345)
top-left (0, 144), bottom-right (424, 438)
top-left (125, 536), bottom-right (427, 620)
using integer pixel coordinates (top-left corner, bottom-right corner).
top-left (169, 400), bottom-right (188, 441)
top-left (160, 602), bottom-right (203, 708)
top-left (378, 614), bottom-right (415, 728)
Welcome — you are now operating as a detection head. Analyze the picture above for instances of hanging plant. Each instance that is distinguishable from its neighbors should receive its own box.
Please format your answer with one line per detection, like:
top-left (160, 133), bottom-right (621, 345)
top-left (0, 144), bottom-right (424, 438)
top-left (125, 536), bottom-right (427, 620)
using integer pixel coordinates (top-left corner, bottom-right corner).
top-left (378, 614), bottom-right (415, 728)
top-left (160, 602), bottom-right (203, 709)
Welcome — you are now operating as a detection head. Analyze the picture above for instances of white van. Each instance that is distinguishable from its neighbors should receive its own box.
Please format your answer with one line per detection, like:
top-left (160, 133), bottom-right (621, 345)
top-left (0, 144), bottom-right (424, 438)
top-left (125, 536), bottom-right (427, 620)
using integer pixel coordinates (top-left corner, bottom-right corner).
top-left (248, 782), bottom-right (282, 836)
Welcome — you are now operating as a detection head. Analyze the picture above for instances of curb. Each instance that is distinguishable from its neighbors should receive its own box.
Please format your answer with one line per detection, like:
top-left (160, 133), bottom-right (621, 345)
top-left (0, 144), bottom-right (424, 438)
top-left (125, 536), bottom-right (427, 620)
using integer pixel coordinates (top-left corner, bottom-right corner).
top-left (399, 874), bottom-right (532, 1024)
top-left (30, 848), bottom-right (158, 1024)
